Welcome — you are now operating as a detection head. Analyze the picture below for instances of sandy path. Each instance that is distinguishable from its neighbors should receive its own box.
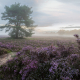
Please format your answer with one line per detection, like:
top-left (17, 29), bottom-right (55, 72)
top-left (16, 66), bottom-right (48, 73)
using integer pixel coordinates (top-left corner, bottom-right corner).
top-left (0, 52), bottom-right (17, 66)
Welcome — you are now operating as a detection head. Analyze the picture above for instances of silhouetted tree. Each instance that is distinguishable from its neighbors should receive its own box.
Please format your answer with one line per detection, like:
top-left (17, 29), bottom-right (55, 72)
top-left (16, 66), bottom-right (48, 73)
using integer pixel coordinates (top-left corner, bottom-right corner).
top-left (0, 3), bottom-right (37, 38)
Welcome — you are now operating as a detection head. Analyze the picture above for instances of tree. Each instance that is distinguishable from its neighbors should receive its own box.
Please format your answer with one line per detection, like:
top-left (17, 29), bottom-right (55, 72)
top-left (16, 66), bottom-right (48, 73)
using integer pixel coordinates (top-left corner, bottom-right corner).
top-left (0, 3), bottom-right (36, 38)
top-left (57, 30), bottom-right (65, 35)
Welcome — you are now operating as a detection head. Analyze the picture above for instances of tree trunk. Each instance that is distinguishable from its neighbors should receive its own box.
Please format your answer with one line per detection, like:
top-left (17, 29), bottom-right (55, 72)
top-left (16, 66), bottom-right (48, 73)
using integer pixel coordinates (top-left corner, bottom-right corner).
top-left (16, 28), bottom-right (19, 39)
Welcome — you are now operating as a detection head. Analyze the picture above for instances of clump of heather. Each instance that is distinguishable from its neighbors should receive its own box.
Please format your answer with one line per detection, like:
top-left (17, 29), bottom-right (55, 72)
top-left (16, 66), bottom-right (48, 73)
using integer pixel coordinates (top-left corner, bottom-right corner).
top-left (0, 47), bottom-right (11, 55)
top-left (67, 54), bottom-right (80, 72)
top-left (74, 34), bottom-right (80, 50)
top-left (0, 54), bottom-right (38, 80)
top-left (49, 58), bottom-right (79, 80)
top-left (0, 42), bottom-right (21, 52)
top-left (57, 43), bottom-right (74, 57)
top-left (74, 34), bottom-right (79, 39)
top-left (27, 62), bottom-right (51, 80)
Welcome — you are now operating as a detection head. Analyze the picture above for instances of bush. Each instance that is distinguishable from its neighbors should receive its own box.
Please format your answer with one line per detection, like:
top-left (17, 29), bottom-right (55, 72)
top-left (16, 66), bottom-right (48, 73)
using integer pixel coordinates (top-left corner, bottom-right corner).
top-left (0, 47), bottom-right (11, 55)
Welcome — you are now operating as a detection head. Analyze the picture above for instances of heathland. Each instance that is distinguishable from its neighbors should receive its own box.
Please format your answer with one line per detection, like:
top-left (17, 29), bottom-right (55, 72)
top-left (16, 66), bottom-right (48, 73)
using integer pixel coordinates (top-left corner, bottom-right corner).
top-left (0, 35), bottom-right (80, 80)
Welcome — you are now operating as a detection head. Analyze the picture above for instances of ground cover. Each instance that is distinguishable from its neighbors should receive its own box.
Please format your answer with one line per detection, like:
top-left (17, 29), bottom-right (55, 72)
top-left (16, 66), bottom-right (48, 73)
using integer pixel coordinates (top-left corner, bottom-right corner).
top-left (0, 35), bottom-right (80, 80)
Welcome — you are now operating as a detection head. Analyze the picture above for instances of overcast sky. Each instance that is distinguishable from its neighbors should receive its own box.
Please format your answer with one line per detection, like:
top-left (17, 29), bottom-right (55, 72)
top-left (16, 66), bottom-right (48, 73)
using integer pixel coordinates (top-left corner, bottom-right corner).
top-left (0, 0), bottom-right (80, 35)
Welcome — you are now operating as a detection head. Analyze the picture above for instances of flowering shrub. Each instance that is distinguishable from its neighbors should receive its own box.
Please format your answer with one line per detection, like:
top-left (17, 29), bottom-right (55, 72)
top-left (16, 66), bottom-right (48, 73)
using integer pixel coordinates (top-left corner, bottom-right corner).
top-left (49, 59), bottom-right (79, 80)
top-left (74, 34), bottom-right (80, 49)
top-left (0, 47), bottom-right (11, 55)
top-left (57, 43), bottom-right (74, 57)
top-left (0, 36), bottom-right (80, 80)
top-left (27, 62), bottom-right (51, 80)
top-left (67, 54), bottom-right (80, 72)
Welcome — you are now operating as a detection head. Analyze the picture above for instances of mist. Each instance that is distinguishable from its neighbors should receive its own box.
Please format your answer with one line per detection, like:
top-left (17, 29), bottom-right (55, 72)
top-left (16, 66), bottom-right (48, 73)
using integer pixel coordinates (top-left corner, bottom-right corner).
top-left (0, 0), bottom-right (80, 38)
top-left (0, 27), bottom-right (79, 38)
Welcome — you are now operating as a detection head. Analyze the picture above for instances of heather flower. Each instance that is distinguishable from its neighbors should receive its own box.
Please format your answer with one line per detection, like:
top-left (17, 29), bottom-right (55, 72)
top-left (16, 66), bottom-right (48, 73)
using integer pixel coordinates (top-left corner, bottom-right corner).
top-left (19, 70), bottom-right (23, 74)
top-left (14, 57), bottom-right (18, 60)
top-left (14, 70), bottom-right (17, 73)
top-left (61, 76), bottom-right (71, 80)
top-left (77, 39), bottom-right (80, 45)
top-left (67, 54), bottom-right (80, 62)
top-left (16, 52), bottom-right (21, 55)
top-left (74, 34), bottom-right (79, 38)
top-left (49, 61), bottom-right (58, 74)
top-left (49, 66), bottom-right (55, 74)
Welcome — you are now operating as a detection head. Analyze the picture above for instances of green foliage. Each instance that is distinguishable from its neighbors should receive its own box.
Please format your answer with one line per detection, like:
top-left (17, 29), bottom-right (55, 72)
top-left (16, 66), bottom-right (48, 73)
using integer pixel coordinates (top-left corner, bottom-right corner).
top-left (0, 3), bottom-right (36, 39)
top-left (0, 48), bottom-right (11, 55)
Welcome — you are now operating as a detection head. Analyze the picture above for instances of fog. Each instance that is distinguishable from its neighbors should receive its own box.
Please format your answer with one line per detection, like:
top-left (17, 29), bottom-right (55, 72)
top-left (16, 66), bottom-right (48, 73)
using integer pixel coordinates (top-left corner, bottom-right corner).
top-left (0, 26), bottom-right (80, 38)
top-left (32, 34), bottom-right (74, 37)
top-left (0, 29), bottom-right (75, 38)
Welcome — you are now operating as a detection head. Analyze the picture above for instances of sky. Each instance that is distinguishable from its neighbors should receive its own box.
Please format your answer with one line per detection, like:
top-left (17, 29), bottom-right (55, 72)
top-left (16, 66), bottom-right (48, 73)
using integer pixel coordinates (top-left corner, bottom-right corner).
top-left (0, 0), bottom-right (80, 35)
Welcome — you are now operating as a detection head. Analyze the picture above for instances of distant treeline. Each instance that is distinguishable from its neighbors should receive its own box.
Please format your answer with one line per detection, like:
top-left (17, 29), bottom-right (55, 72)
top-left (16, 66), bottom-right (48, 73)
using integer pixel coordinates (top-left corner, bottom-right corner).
top-left (57, 29), bottom-right (80, 35)
top-left (45, 29), bottom-right (80, 35)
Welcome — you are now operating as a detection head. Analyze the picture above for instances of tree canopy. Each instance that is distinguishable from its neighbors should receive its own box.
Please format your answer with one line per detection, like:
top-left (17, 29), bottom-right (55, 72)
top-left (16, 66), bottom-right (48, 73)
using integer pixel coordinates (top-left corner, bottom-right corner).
top-left (0, 3), bottom-right (36, 38)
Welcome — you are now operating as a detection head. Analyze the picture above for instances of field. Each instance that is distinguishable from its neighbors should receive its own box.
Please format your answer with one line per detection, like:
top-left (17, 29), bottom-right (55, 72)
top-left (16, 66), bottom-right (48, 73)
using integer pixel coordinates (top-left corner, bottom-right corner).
top-left (0, 35), bottom-right (80, 80)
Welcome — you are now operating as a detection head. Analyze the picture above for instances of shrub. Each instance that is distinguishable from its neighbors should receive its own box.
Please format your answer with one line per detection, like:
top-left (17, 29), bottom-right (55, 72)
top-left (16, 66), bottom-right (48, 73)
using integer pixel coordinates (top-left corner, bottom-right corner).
top-left (0, 47), bottom-right (11, 55)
